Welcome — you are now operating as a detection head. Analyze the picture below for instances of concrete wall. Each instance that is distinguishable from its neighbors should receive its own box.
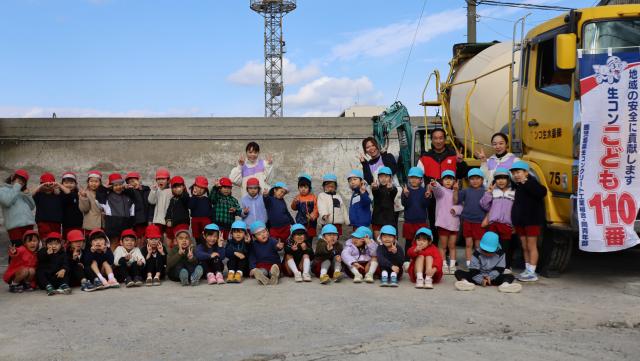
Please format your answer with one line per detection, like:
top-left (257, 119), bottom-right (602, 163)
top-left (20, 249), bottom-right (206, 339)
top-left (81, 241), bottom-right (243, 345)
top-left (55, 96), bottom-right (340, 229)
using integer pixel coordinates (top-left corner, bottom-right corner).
top-left (0, 117), bottom-right (420, 200)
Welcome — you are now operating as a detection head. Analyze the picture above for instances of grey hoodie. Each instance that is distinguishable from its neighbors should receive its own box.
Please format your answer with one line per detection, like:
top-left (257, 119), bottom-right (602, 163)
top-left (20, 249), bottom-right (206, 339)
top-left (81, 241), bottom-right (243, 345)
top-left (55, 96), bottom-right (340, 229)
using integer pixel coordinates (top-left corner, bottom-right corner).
top-left (469, 249), bottom-right (506, 284)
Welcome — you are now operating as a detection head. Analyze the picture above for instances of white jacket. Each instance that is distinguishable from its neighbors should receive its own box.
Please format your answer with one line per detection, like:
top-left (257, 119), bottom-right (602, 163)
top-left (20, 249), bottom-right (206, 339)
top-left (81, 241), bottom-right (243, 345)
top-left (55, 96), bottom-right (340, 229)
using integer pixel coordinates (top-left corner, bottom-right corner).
top-left (317, 192), bottom-right (350, 226)
top-left (148, 188), bottom-right (172, 225)
top-left (113, 246), bottom-right (145, 266)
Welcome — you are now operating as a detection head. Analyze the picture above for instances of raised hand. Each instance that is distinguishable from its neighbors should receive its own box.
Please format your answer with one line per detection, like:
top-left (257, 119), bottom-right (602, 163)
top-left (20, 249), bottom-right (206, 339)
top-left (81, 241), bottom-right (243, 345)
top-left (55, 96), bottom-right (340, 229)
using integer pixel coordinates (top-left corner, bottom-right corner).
top-left (474, 148), bottom-right (486, 161)
top-left (238, 154), bottom-right (245, 166)
top-left (403, 185), bottom-right (409, 196)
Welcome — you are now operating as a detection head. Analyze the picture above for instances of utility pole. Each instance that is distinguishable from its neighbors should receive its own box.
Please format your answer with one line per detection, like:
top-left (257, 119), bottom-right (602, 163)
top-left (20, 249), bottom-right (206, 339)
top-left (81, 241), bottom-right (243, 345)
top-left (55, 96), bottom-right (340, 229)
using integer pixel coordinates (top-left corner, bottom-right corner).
top-left (466, 0), bottom-right (477, 43)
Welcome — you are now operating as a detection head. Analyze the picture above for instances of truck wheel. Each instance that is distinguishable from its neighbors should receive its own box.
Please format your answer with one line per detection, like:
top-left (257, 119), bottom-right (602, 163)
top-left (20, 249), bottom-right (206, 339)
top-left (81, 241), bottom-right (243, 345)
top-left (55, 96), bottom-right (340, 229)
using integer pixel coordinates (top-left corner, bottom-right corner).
top-left (538, 226), bottom-right (573, 277)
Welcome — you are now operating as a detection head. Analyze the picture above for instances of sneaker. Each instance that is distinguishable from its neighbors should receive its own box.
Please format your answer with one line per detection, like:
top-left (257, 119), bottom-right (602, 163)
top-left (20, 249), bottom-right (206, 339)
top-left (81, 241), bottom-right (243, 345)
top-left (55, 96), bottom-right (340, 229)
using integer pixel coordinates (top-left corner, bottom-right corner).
top-left (152, 277), bottom-right (161, 286)
top-left (269, 264), bottom-right (280, 285)
top-left (125, 277), bottom-right (134, 288)
top-left (179, 269), bottom-right (189, 286)
top-left (254, 270), bottom-right (270, 285)
top-left (94, 278), bottom-right (106, 290)
top-left (449, 264), bottom-right (457, 274)
top-left (424, 277), bottom-right (434, 289)
top-left (233, 272), bottom-right (242, 283)
top-left (302, 273), bottom-right (312, 282)
top-left (216, 272), bottom-right (225, 284)
top-left (207, 273), bottom-right (216, 285)
top-left (319, 274), bottom-right (331, 284)
top-left (390, 274), bottom-right (398, 287)
top-left (518, 272), bottom-right (539, 282)
top-left (442, 262), bottom-right (450, 275)
top-left (190, 266), bottom-right (204, 286)
top-left (332, 271), bottom-right (342, 282)
top-left (294, 272), bottom-right (303, 282)
top-left (402, 261), bottom-right (410, 273)
top-left (454, 279), bottom-right (476, 291)
top-left (227, 272), bottom-right (236, 283)
top-left (107, 279), bottom-right (120, 288)
top-left (364, 273), bottom-right (374, 283)
top-left (353, 273), bottom-right (363, 283)
top-left (82, 280), bottom-right (96, 292)
top-left (498, 282), bottom-right (522, 293)
top-left (503, 268), bottom-right (513, 275)
top-left (60, 283), bottom-right (72, 295)
top-left (46, 284), bottom-right (56, 296)
top-left (9, 283), bottom-right (24, 293)
top-left (380, 273), bottom-right (389, 287)
top-left (21, 282), bottom-right (34, 292)
top-left (134, 277), bottom-right (143, 287)
top-left (415, 278), bottom-right (425, 289)
top-left (516, 269), bottom-right (531, 280)
top-left (145, 277), bottom-right (153, 287)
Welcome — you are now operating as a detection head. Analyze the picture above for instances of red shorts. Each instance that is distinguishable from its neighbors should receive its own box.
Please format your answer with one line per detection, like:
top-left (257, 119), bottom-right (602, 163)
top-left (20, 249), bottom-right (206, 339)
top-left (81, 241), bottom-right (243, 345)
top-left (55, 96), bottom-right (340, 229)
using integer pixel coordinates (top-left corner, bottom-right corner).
top-left (403, 222), bottom-right (428, 241)
top-left (305, 224), bottom-right (317, 238)
top-left (311, 259), bottom-right (336, 277)
top-left (166, 223), bottom-right (190, 240)
top-left (515, 225), bottom-right (541, 237)
top-left (190, 217), bottom-right (211, 239)
top-left (462, 221), bottom-right (486, 240)
top-left (437, 227), bottom-right (458, 237)
top-left (269, 225), bottom-right (290, 242)
top-left (7, 225), bottom-right (34, 244)
top-left (37, 222), bottom-right (62, 239)
top-left (488, 222), bottom-right (513, 240)
top-left (254, 262), bottom-right (279, 273)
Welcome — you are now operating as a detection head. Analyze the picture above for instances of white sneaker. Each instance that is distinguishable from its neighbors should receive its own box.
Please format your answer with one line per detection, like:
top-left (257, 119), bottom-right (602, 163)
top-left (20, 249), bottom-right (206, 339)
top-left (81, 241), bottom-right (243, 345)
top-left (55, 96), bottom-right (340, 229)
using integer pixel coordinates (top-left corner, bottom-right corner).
top-left (403, 261), bottom-right (410, 272)
top-left (353, 273), bottom-right (363, 283)
top-left (449, 264), bottom-right (457, 274)
top-left (302, 273), bottom-right (312, 282)
top-left (503, 268), bottom-right (513, 275)
top-left (415, 278), bottom-right (425, 289)
top-left (498, 282), bottom-right (522, 293)
top-left (516, 269), bottom-right (530, 281)
top-left (294, 273), bottom-right (303, 282)
top-left (424, 277), bottom-right (433, 289)
top-left (519, 272), bottom-right (539, 282)
top-left (454, 279), bottom-right (476, 291)
top-left (364, 273), bottom-right (374, 283)
top-left (442, 262), bottom-right (450, 275)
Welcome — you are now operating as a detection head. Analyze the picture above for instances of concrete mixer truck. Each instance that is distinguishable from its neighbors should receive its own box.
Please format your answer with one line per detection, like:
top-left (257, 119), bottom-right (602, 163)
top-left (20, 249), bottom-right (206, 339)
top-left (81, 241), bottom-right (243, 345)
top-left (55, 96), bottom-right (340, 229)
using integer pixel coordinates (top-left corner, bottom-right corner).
top-left (374, 3), bottom-right (640, 274)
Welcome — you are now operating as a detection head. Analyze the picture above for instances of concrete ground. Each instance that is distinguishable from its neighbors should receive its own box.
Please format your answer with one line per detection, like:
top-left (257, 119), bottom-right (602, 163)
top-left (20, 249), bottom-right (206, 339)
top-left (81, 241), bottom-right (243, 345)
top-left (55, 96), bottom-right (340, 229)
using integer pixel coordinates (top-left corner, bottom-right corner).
top-left (0, 229), bottom-right (639, 361)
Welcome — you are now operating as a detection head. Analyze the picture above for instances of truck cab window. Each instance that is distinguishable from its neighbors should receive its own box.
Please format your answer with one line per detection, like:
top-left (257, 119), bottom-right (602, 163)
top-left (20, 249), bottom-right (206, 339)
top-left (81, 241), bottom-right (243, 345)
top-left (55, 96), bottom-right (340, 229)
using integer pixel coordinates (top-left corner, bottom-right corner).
top-left (536, 38), bottom-right (571, 100)
top-left (583, 20), bottom-right (640, 52)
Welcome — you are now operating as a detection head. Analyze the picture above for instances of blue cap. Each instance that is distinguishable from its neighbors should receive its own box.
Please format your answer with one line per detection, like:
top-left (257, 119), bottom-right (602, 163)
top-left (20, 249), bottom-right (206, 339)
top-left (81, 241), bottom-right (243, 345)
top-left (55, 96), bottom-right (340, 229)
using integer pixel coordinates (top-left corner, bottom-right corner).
top-left (415, 227), bottom-right (433, 239)
top-left (290, 223), bottom-right (307, 234)
top-left (494, 167), bottom-right (510, 177)
top-left (272, 181), bottom-right (288, 192)
top-left (351, 226), bottom-right (371, 239)
top-left (298, 173), bottom-right (312, 182)
top-left (320, 224), bottom-right (338, 236)
top-left (380, 225), bottom-right (397, 237)
top-left (479, 231), bottom-right (501, 252)
top-left (204, 223), bottom-right (220, 232)
top-left (407, 167), bottom-right (424, 178)
top-left (249, 221), bottom-right (267, 234)
top-left (347, 169), bottom-right (364, 179)
top-left (467, 168), bottom-right (484, 179)
top-left (378, 166), bottom-right (392, 176)
top-left (510, 160), bottom-right (530, 172)
top-left (441, 170), bottom-right (456, 179)
top-left (322, 173), bottom-right (338, 183)
top-left (231, 220), bottom-right (247, 231)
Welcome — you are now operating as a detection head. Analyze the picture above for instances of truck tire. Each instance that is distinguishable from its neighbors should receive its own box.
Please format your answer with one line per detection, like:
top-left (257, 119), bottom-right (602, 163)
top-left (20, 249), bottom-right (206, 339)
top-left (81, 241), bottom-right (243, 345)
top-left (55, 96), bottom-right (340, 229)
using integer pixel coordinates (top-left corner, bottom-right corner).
top-left (538, 226), bottom-right (573, 277)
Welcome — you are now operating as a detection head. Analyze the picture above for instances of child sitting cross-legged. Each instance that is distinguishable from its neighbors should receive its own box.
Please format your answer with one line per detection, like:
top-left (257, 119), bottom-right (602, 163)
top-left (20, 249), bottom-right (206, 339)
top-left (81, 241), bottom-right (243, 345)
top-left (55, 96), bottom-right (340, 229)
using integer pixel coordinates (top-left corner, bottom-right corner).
top-left (167, 229), bottom-right (203, 286)
top-left (249, 221), bottom-right (284, 285)
top-left (195, 223), bottom-right (227, 285)
top-left (341, 226), bottom-right (378, 284)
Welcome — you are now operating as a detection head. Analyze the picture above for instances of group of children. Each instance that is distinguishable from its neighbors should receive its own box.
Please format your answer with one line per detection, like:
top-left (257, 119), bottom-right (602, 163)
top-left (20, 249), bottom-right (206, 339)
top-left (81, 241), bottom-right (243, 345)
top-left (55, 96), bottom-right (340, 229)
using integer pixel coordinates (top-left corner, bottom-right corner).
top-left (2, 139), bottom-right (547, 294)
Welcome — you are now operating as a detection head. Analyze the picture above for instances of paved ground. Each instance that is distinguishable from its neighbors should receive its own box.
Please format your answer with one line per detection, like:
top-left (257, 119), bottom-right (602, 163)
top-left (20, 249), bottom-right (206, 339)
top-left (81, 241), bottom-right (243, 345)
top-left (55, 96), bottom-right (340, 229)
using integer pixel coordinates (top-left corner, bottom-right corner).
top-left (0, 230), bottom-right (639, 361)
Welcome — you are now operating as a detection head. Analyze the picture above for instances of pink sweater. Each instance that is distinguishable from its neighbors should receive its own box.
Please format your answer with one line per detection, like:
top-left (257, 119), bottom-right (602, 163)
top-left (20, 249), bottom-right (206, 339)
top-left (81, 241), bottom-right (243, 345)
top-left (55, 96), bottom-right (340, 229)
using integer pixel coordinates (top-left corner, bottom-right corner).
top-left (432, 183), bottom-right (463, 232)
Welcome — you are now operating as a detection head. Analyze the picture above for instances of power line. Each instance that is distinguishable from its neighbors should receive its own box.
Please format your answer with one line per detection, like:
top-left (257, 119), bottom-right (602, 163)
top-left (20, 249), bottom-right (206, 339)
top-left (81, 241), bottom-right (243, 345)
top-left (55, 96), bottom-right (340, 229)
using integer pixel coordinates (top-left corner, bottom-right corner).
top-left (472, 0), bottom-right (574, 11)
top-left (394, 0), bottom-right (428, 101)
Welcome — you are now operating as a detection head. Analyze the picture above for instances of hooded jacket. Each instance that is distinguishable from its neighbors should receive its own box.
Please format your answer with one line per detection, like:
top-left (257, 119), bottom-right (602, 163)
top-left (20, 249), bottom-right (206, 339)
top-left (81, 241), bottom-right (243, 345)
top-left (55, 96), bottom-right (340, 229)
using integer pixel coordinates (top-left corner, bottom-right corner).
top-left (0, 183), bottom-right (36, 231)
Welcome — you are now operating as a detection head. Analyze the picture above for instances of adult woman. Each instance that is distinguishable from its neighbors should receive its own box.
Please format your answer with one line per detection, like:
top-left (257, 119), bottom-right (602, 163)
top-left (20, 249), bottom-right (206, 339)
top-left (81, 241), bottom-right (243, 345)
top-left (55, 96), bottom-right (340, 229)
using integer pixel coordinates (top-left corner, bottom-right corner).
top-left (475, 132), bottom-right (520, 186)
top-left (359, 137), bottom-right (397, 185)
top-left (229, 142), bottom-right (274, 198)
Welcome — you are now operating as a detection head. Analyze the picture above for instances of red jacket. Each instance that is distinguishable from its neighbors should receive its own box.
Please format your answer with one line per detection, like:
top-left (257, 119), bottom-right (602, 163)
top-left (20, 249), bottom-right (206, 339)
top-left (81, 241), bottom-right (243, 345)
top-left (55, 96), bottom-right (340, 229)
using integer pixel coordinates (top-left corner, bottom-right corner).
top-left (3, 246), bottom-right (37, 285)
top-left (418, 147), bottom-right (461, 180)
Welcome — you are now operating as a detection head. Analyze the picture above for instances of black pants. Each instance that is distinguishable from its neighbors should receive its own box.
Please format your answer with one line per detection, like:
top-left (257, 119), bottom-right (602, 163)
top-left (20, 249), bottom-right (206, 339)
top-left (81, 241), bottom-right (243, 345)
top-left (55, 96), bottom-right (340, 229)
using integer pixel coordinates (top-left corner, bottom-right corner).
top-left (202, 257), bottom-right (224, 274)
top-left (145, 255), bottom-right (166, 278)
top-left (36, 270), bottom-right (69, 289)
top-left (115, 258), bottom-right (141, 281)
top-left (500, 238), bottom-right (514, 269)
top-left (227, 254), bottom-right (248, 274)
top-left (68, 262), bottom-right (86, 286)
top-left (168, 262), bottom-right (199, 282)
top-left (454, 269), bottom-right (514, 285)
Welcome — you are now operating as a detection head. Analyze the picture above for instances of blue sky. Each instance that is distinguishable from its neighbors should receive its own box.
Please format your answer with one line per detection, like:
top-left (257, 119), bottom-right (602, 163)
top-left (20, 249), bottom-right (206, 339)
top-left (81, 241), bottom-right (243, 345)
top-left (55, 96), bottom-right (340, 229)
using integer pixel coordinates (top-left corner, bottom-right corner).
top-left (0, 0), bottom-right (592, 117)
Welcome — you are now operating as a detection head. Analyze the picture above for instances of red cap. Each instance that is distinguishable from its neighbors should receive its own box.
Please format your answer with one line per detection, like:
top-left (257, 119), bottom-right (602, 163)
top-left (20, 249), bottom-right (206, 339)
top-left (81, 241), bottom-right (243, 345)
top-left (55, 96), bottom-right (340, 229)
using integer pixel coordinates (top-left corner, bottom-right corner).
top-left (88, 228), bottom-right (106, 239)
top-left (61, 172), bottom-right (77, 181)
top-left (66, 230), bottom-right (85, 243)
top-left (145, 224), bottom-right (162, 239)
top-left (87, 170), bottom-right (102, 179)
top-left (247, 177), bottom-right (260, 187)
top-left (40, 172), bottom-right (55, 184)
top-left (120, 229), bottom-right (137, 239)
top-left (125, 172), bottom-right (140, 180)
top-left (219, 177), bottom-right (233, 187)
top-left (155, 168), bottom-right (170, 180)
top-left (193, 176), bottom-right (208, 189)
top-left (170, 176), bottom-right (185, 186)
top-left (14, 169), bottom-right (29, 182)
top-left (45, 232), bottom-right (62, 241)
top-left (108, 173), bottom-right (124, 185)
top-left (22, 230), bottom-right (39, 241)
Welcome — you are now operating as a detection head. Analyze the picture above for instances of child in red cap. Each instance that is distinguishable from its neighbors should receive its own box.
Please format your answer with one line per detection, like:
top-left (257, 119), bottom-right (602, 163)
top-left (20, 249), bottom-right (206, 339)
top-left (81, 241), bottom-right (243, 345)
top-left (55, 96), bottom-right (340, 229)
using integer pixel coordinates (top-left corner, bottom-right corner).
top-left (4, 230), bottom-right (39, 293)
top-left (141, 224), bottom-right (166, 286)
top-left (32, 172), bottom-right (64, 239)
top-left (240, 177), bottom-right (268, 226)
top-left (209, 177), bottom-right (242, 240)
top-left (79, 170), bottom-right (106, 236)
top-left (165, 176), bottom-right (190, 249)
top-left (84, 228), bottom-right (118, 289)
top-left (189, 176), bottom-right (212, 243)
top-left (148, 168), bottom-right (172, 238)
top-left (36, 232), bottom-right (72, 295)
top-left (97, 173), bottom-right (135, 251)
top-left (113, 229), bottom-right (145, 287)
top-left (124, 171), bottom-right (151, 243)
top-left (65, 229), bottom-right (93, 291)
top-left (1, 169), bottom-right (36, 247)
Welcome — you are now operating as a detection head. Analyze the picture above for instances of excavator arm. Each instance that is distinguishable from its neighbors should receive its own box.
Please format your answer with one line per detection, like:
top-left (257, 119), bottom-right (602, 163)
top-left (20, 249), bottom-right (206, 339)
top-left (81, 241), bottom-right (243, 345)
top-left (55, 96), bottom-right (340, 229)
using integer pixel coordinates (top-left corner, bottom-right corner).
top-left (371, 101), bottom-right (413, 185)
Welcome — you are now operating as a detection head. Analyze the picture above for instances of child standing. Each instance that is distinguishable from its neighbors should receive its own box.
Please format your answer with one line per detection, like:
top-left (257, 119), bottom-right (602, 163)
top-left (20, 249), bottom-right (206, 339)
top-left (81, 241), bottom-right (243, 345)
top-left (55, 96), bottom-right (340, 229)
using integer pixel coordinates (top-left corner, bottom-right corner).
top-left (141, 224), bottom-right (166, 286)
top-left (167, 229), bottom-right (203, 286)
top-left (313, 224), bottom-right (344, 284)
top-left (148, 168), bottom-right (172, 236)
top-left (189, 176), bottom-right (212, 244)
top-left (407, 227), bottom-right (442, 289)
top-left (113, 229), bottom-right (145, 287)
top-left (347, 169), bottom-right (372, 230)
top-left (165, 176), bottom-right (190, 249)
top-left (291, 174), bottom-right (319, 238)
top-left (65, 230), bottom-right (93, 291)
top-left (453, 232), bottom-right (522, 293)
top-left (371, 167), bottom-right (397, 239)
top-left (264, 182), bottom-right (294, 242)
top-left (283, 223), bottom-right (314, 282)
top-left (195, 223), bottom-right (226, 285)
top-left (240, 177), bottom-right (268, 226)
top-left (36, 232), bottom-right (72, 295)
top-left (341, 226), bottom-right (378, 283)
top-left (317, 174), bottom-right (349, 236)
top-left (59, 172), bottom-right (84, 240)
top-left (401, 167), bottom-right (430, 256)
top-left (4, 230), bottom-right (39, 293)
top-left (454, 168), bottom-right (487, 268)
top-left (376, 225), bottom-right (404, 287)
top-left (229, 141), bottom-right (275, 197)
top-left (510, 161), bottom-right (547, 282)
top-left (84, 228), bottom-right (119, 289)
top-left (99, 173), bottom-right (135, 250)
top-left (210, 177), bottom-right (242, 241)
top-left (124, 172), bottom-right (151, 241)
top-left (225, 220), bottom-right (251, 283)
top-left (79, 171), bottom-right (105, 237)
top-left (249, 221), bottom-right (284, 285)
top-left (32, 172), bottom-right (63, 239)
top-left (479, 168), bottom-right (515, 273)
top-left (429, 170), bottom-right (462, 275)
top-left (1, 169), bottom-right (36, 247)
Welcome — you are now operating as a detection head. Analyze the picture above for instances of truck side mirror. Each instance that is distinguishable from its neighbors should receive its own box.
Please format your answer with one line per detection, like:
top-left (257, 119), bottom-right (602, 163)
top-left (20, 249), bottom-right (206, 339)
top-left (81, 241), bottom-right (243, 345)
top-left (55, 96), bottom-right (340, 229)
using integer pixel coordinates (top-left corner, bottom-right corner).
top-left (555, 33), bottom-right (577, 71)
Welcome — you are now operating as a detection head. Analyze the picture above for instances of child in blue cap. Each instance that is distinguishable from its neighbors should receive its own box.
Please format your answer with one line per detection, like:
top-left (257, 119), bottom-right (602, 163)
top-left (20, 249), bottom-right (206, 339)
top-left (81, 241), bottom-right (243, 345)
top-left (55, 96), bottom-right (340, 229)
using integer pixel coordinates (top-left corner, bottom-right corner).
top-left (347, 169), bottom-right (372, 230)
top-left (284, 223), bottom-right (314, 282)
top-left (225, 220), bottom-right (251, 283)
top-left (290, 173), bottom-right (319, 238)
top-left (401, 167), bottom-right (430, 260)
top-left (453, 168), bottom-right (487, 268)
top-left (249, 221), bottom-right (284, 285)
top-left (376, 225), bottom-right (404, 287)
top-left (313, 224), bottom-right (344, 284)
top-left (371, 166), bottom-right (398, 240)
top-left (195, 223), bottom-right (226, 285)
top-left (453, 232), bottom-right (522, 293)
top-left (407, 227), bottom-right (442, 289)
top-left (341, 226), bottom-right (378, 283)
top-left (317, 174), bottom-right (349, 236)
top-left (429, 170), bottom-right (463, 275)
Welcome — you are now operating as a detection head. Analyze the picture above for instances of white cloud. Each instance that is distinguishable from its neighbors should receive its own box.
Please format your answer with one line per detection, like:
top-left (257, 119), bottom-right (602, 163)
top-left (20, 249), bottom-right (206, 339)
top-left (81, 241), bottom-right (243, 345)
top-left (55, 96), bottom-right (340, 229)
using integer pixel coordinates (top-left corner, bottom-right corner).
top-left (0, 106), bottom-right (202, 118)
top-left (227, 58), bottom-right (321, 86)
